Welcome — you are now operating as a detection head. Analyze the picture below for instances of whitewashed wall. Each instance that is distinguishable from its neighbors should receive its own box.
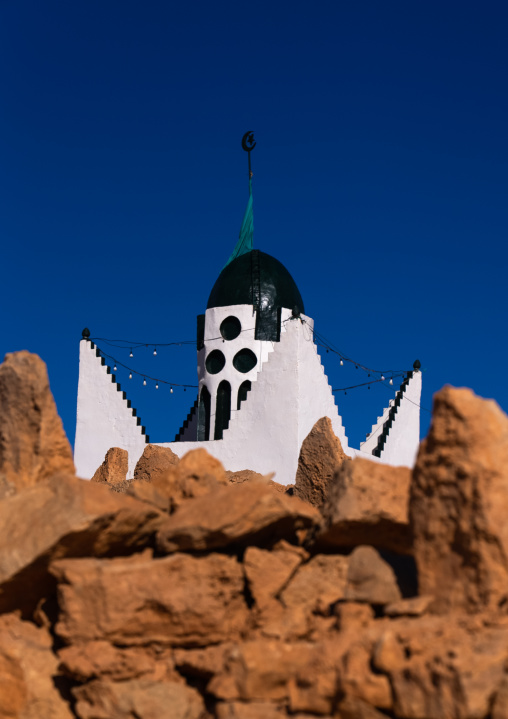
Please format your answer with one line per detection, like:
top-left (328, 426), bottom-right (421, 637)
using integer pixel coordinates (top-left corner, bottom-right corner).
top-left (74, 340), bottom-right (147, 479)
top-left (360, 370), bottom-right (422, 467)
top-left (377, 370), bottom-right (422, 467)
top-left (154, 316), bottom-right (351, 485)
top-left (74, 312), bottom-right (421, 482)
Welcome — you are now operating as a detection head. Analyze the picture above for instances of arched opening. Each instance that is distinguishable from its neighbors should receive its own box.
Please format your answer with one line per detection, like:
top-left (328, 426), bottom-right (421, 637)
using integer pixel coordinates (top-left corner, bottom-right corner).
top-left (214, 380), bottom-right (231, 440)
top-left (237, 380), bottom-right (251, 410)
top-left (197, 385), bottom-right (211, 441)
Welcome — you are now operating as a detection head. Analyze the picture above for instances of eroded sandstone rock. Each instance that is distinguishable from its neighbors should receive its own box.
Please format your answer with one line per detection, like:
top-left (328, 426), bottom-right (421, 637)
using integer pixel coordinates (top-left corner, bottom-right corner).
top-left (59, 640), bottom-right (178, 683)
top-left (345, 546), bottom-right (401, 605)
top-left (0, 351), bottom-right (75, 490)
top-left (0, 612), bottom-right (73, 719)
top-left (0, 473), bottom-right (164, 615)
top-left (91, 447), bottom-right (128, 487)
top-left (294, 417), bottom-right (348, 507)
top-left (208, 640), bottom-right (340, 715)
top-left (411, 385), bottom-right (508, 613)
top-left (133, 443), bottom-right (180, 482)
top-left (317, 458), bottom-right (412, 554)
top-left (372, 616), bottom-right (508, 719)
top-left (244, 545), bottom-right (304, 609)
top-left (73, 678), bottom-right (204, 719)
top-left (52, 552), bottom-right (249, 647)
top-left (156, 481), bottom-right (321, 553)
top-left (130, 447), bottom-right (228, 512)
top-left (280, 554), bottom-right (349, 614)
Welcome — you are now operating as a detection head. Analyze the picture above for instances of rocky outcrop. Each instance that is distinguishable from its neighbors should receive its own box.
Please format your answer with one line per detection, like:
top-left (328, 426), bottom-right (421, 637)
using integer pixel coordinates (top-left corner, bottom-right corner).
top-left (52, 552), bottom-right (249, 647)
top-left (0, 613), bottom-right (74, 718)
top-left (294, 416), bottom-right (348, 507)
top-left (318, 458), bottom-right (412, 554)
top-left (129, 447), bottom-right (229, 512)
top-left (73, 679), bottom-right (204, 719)
top-left (3, 350), bottom-right (508, 719)
top-left (0, 472), bottom-right (164, 616)
top-left (0, 351), bottom-right (74, 490)
top-left (133, 444), bottom-right (180, 482)
top-left (91, 446), bottom-right (128, 487)
top-left (156, 481), bottom-right (321, 553)
top-left (411, 385), bottom-right (508, 614)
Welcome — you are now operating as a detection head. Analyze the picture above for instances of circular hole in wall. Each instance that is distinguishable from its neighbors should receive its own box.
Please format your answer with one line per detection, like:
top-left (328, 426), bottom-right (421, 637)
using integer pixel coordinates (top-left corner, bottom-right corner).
top-left (205, 349), bottom-right (226, 374)
top-left (220, 316), bottom-right (242, 341)
top-left (233, 348), bottom-right (258, 374)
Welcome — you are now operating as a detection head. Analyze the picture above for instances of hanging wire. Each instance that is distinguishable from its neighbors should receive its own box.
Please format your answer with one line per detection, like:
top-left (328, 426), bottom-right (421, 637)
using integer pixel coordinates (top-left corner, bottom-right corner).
top-left (89, 325), bottom-right (417, 396)
top-left (96, 346), bottom-right (198, 389)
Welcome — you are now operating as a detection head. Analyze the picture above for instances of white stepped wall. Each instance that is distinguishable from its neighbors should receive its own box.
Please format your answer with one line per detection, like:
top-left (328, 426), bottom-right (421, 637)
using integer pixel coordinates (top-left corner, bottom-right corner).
top-left (360, 399), bottom-right (394, 455)
top-left (379, 370), bottom-right (422, 467)
top-left (296, 319), bottom-right (349, 451)
top-left (74, 340), bottom-right (148, 480)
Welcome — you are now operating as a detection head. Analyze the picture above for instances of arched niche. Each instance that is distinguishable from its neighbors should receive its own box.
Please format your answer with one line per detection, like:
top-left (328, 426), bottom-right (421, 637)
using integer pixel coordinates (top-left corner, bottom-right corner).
top-left (237, 380), bottom-right (252, 410)
top-left (197, 385), bottom-right (211, 441)
top-left (214, 380), bottom-right (231, 440)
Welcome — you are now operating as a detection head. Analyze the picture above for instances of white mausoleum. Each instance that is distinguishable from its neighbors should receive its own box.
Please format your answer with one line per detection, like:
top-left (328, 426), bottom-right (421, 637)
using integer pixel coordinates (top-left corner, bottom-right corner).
top-left (74, 248), bottom-right (422, 484)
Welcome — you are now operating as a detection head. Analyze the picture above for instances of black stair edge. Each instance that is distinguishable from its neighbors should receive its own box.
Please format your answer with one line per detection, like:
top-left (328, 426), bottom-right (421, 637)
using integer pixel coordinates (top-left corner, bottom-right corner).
top-left (175, 398), bottom-right (199, 442)
top-left (90, 341), bottom-right (150, 443)
top-left (372, 371), bottom-right (413, 458)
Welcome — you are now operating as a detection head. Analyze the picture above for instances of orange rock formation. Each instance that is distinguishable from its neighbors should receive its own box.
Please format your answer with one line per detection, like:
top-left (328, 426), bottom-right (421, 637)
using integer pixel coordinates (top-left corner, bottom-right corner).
top-left (1, 351), bottom-right (507, 719)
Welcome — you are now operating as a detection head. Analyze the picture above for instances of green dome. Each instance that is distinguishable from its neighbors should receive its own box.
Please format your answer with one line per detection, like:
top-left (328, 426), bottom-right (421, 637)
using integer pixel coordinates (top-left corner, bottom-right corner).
top-left (207, 249), bottom-right (305, 314)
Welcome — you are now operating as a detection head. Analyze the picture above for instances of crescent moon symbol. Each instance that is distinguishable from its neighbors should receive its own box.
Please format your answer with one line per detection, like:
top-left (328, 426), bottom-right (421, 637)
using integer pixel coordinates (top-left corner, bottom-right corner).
top-left (242, 131), bottom-right (256, 152)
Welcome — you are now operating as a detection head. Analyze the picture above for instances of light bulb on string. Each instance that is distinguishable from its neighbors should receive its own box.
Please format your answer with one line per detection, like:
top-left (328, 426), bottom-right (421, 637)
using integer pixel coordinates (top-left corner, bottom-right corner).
top-left (129, 373), bottom-right (132, 380)
top-left (381, 375), bottom-right (385, 381)
top-left (340, 360), bottom-right (343, 366)
top-left (143, 378), bottom-right (147, 386)
top-left (130, 349), bottom-right (133, 358)
top-left (113, 364), bottom-right (117, 372)
top-left (153, 348), bottom-right (157, 356)
top-left (170, 387), bottom-right (174, 394)
top-left (389, 378), bottom-right (393, 385)
top-left (155, 383), bottom-right (159, 389)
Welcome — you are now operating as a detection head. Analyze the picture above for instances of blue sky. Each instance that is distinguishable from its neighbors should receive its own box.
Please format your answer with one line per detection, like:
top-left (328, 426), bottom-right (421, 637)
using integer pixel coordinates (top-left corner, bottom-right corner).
top-left (1, 1), bottom-right (507, 453)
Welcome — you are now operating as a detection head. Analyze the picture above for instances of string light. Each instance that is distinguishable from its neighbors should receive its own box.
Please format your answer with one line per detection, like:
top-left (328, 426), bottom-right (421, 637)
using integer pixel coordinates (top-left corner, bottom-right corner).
top-left (92, 334), bottom-right (413, 398)
top-left (90, 332), bottom-right (410, 384)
